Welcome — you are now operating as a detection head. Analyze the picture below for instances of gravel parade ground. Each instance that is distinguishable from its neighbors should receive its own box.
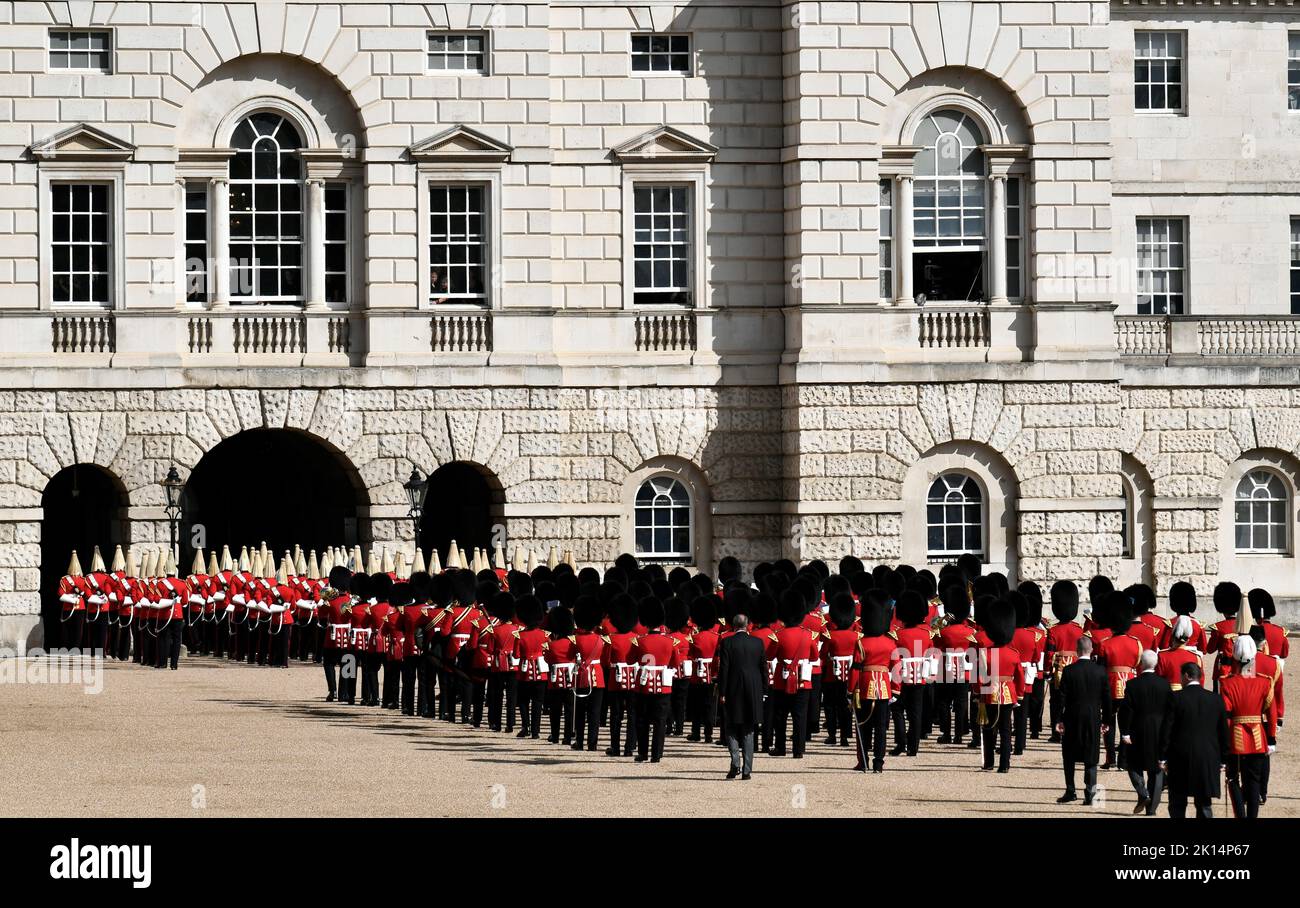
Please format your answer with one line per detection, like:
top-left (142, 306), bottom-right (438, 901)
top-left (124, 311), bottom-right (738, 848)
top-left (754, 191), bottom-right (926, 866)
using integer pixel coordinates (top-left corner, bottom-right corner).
top-left (2, 654), bottom-right (1294, 819)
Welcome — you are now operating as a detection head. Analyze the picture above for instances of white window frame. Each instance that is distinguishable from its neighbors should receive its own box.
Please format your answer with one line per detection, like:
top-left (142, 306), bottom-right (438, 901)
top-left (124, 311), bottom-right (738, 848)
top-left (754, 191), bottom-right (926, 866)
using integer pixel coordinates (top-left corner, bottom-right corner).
top-left (621, 165), bottom-right (707, 310)
top-left (181, 180), bottom-right (211, 307)
top-left (633, 474), bottom-right (694, 563)
top-left (426, 31), bottom-right (489, 75)
top-left (416, 167), bottom-right (502, 310)
top-left (879, 178), bottom-right (893, 302)
top-left (925, 471), bottom-right (987, 561)
top-left (1234, 469), bottom-right (1290, 555)
top-left (1134, 30), bottom-right (1186, 115)
top-left (630, 32), bottom-right (694, 77)
top-left (1291, 216), bottom-right (1300, 315)
top-left (620, 457), bottom-right (712, 569)
top-left (38, 165), bottom-right (126, 311)
top-left (47, 27), bottom-right (113, 73)
top-left (1135, 216), bottom-right (1187, 315)
top-left (1005, 175), bottom-right (1025, 301)
top-left (1289, 33), bottom-right (1300, 111)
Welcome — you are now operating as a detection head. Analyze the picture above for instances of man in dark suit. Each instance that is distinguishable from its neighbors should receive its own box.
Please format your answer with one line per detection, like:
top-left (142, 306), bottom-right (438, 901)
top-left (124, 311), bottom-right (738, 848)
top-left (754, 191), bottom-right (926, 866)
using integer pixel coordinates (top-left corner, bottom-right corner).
top-left (1161, 661), bottom-right (1229, 819)
top-left (1120, 650), bottom-right (1173, 815)
top-left (717, 613), bottom-right (767, 780)
top-left (1056, 636), bottom-right (1108, 805)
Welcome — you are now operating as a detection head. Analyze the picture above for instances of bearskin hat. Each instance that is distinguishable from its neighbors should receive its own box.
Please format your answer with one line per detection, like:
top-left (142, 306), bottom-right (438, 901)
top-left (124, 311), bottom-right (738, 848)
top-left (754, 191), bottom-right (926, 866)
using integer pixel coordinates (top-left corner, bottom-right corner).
top-left (1213, 581), bottom-right (1242, 618)
top-left (507, 571), bottom-right (533, 597)
top-left (940, 583), bottom-right (970, 624)
top-left (824, 574), bottom-right (850, 601)
top-left (750, 591), bottom-right (778, 627)
top-left (390, 582), bottom-right (414, 608)
top-left (1006, 590), bottom-right (1030, 629)
top-left (409, 570), bottom-right (432, 602)
top-left (895, 590), bottom-right (928, 628)
top-left (678, 581), bottom-right (701, 605)
top-left (664, 596), bottom-right (690, 633)
top-left (489, 591), bottom-right (516, 623)
top-left (328, 565), bottom-right (353, 593)
top-left (915, 570), bottom-right (937, 600)
top-left (614, 553), bottom-right (640, 576)
top-left (1168, 581), bottom-right (1196, 616)
top-left (608, 593), bottom-right (638, 634)
top-left (692, 573), bottom-right (714, 597)
top-left (984, 597), bottom-right (1017, 648)
top-left (667, 566), bottom-right (691, 590)
top-left (689, 596), bottom-right (718, 631)
top-left (602, 565), bottom-right (629, 590)
top-left (531, 565), bottom-right (553, 586)
top-left (828, 592), bottom-right (856, 631)
top-left (972, 594), bottom-right (996, 633)
top-left (1087, 575), bottom-right (1114, 607)
top-left (957, 552), bottom-right (983, 581)
top-left (717, 555), bottom-right (742, 585)
top-left (1104, 591), bottom-right (1135, 636)
top-left (778, 589), bottom-right (807, 628)
top-left (1050, 580), bottom-right (1080, 624)
top-left (848, 570), bottom-right (873, 601)
top-left (871, 564), bottom-right (893, 588)
top-left (547, 605), bottom-right (575, 638)
top-left (988, 572), bottom-right (1010, 598)
top-left (578, 566), bottom-right (600, 587)
top-left (349, 573), bottom-right (371, 599)
top-left (370, 572), bottom-right (394, 602)
top-left (972, 575), bottom-right (998, 600)
top-left (638, 596), bottom-right (665, 631)
top-left (839, 555), bottom-right (864, 578)
top-left (515, 594), bottom-right (545, 629)
top-left (574, 595), bottom-right (603, 632)
top-left (475, 579), bottom-right (498, 607)
top-left (556, 573), bottom-right (580, 607)
top-left (773, 558), bottom-right (797, 580)
top-left (722, 585), bottom-right (750, 624)
top-left (642, 564), bottom-right (667, 586)
top-left (884, 571), bottom-right (906, 602)
top-left (1127, 584), bottom-right (1156, 616)
top-left (860, 588), bottom-right (893, 638)
top-left (476, 568), bottom-right (499, 587)
top-left (1248, 588), bottom-right (1275, 622)
top-left (1018, 581), bottom-right (1043, 611)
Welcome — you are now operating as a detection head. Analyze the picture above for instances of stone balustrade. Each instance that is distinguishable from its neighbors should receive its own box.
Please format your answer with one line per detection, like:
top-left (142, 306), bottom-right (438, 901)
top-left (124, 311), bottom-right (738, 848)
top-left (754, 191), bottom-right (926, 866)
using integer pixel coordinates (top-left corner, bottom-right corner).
top-left (1116, 315), bottom-right (1300, 360)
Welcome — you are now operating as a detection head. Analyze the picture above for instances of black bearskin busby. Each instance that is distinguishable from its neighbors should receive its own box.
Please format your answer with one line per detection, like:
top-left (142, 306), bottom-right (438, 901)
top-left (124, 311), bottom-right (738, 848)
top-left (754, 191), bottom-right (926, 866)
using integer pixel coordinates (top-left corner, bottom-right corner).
top-left (778, 589), bottom-right (806, 629)
top-left (370, 572), bottom-right (394, 602)
top-left (860, 589), bottom-right (892, 638)
top-left (1168, 581), bottom-right (1196, 616)
top-left (574, 595), bottom-right (603, 632)
top-left (609, 593), bottom-right (638, 634)
top-left (689, 596), bottom-right (718, 631)
top-left (1104, 591), bottom-right (1134, 636)
top-left (1248, 588), bottom-right (1275, 622)
top-left (1213, 581), bottom-right (1241, 618)
top-left (1050, 580), bottom-right (1079, 624)
top-left (547, 605), bottom-right (575, 638)
top-left (349, 573), bottom-right (371, 600)
top-left (390, 581), bottom-right (414, 608)
top-left (664, 596), bottom-right (690, 633)
top-left (328, 565), bottom-right (353, 594)
top-left (894, 590), bottom-right (928, 628)
top-left (515, 594), bottom-right (545, 629)
top-left (984, 598), bottom-right (1016, 648)
top-left (638, 597), bottom-right (665, 631)
top-left (940, 583), bottom-right (970, 624)
top-left (828, 592), bottom-right (856, 631)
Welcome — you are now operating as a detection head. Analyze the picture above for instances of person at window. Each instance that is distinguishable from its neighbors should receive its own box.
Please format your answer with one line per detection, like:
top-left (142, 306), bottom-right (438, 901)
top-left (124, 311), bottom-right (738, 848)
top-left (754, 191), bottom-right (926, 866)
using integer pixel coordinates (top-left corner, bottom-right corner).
top-left (430, 267), bottom-right (450, 305)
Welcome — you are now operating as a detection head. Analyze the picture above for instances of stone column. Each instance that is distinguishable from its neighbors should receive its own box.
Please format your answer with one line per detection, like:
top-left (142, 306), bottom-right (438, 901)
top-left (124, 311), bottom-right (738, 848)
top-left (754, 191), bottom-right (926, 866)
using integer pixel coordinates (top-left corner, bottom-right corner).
top-left (211, 177), bottom-right (230, 308)
top-left (893, 174), bottom-right (914, 307)
top-left (988, 174), bottom-right (1008, 305)
top-left (306, 178), bottom-right (326, 310)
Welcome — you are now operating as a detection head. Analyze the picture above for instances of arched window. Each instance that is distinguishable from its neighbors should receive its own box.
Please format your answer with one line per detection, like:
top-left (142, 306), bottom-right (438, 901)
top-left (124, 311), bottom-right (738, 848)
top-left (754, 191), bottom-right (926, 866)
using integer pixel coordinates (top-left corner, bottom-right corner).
top-left (634, 475), bottom-right (692, 562)
top-left (926, 472), bottom-right (984, 559)
top-left (229, 113), bottom-right (303, 303)
top-left (913, 110), bottom-right (986, 249)
top-left (1234, 470), bottom-right (1288, 553)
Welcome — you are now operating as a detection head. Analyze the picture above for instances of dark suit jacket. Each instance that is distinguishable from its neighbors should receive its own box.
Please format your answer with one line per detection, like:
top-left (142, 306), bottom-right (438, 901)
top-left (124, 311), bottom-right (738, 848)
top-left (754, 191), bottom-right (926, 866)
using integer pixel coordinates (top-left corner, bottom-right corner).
top-left (1059, 657), bottom-right (1108, 763)
top-left (717, 631), bottom-right (766, 728)
top-left (1119, 671), bottom-right (1173, 774)
top-left (1160, 684), bottom-right (1229, 799)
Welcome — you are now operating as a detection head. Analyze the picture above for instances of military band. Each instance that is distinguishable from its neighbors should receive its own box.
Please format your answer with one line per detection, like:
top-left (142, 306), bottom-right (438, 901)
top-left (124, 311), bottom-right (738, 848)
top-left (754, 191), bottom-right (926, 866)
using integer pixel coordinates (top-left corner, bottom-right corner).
top-left (53, 541), bottom-right (1286, 816)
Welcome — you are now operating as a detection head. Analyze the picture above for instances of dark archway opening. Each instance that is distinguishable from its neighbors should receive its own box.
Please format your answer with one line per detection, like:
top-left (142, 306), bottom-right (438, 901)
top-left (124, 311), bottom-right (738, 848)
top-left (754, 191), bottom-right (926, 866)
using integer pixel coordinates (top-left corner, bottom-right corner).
top-left (41, 464), bottom-right (128, 645)
top-left (182, 429), bottom-right (368, 569)
top-left (418, 462), bottom-right (502, 560)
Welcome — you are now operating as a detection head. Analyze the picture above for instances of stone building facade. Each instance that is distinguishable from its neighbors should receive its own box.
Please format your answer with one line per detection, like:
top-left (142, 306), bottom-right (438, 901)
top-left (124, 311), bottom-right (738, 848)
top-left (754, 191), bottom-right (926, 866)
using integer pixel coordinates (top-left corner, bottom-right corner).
top-left (3, 0), bottom-right (1300, 646)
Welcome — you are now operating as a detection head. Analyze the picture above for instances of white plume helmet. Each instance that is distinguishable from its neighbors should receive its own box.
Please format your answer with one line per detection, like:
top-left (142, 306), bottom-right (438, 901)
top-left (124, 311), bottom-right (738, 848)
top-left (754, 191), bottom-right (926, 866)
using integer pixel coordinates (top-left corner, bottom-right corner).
top-left (563, 550), bottom-right (576, 569)
top-left (250, 550), bottom-right (264, 577)
top-left (446, 540), bottom-right (463, 570)
top-left (140, 549), bottom-right (156, 579)
top-left (295, 549), bottom-right (307, 576)
top-left (511, 547), bottom-right (525, 572)
top-left (395, 551), bottom-right (410, 580)
top-left (164, 548), bottom-right (178, 577)
top-left (124, 547), bottom-right (139, 577)
top-left (352, 545), bottom-right (365, 572)
top-left (191, 548), bottom-right (205, 575)
top-left (276, 552), bottom-right (289, 584)
top-left (1172, 614), bottom-right (1193, 643)
top-left (90, 545), bottom-right (106, 572)
top-left (238, 546), bottom-right (251, 573)
top-left (526, 549), bottom-right (539, 573)
top-left (1235, 602), bottom-right (1254, 637)
top-left (207, 550), bottom-right (220, 576)
top-left (110, 544), bottom-right (126, 573)
top-left (66, 550), bottom-right (84, 577)
top-left (412, 548), bottom-right (427, 574)
top-left (320, 548), bottom-right (334, 576)
top-left (429, 549), bottom-right (443, 574)
top-left (308, 549), bottom-right (321, 579)
top-left (293, 543), bottom-right (302, 561)
top-left (493, 544), bottom-right (505, 570)
top-left (367, 549), bottom-right (381, 576)
top-left (547, 545), bottom-right (559, 570)
top-left (220, 545), bottom-right (234, 572)
top-left (382, 548), bottom-right (396, 574)
top-left (1233, 634), bottom-right (1257, 665)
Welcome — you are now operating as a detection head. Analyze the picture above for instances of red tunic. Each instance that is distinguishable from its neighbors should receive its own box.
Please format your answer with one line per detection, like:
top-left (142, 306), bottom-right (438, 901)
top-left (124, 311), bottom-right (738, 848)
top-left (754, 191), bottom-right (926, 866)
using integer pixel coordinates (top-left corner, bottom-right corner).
top-left (514, 627), bottom-right (550, 682)
top-left (322, 594), bottom-right (352, 650)
top-left (1260, 621), bottom-right (1289, 661)
top-left (1011, 626), bottom-right (1045, 688)
top-left (547, 635), bottom-right (578, 689)
top-left (630, 630), bottom-right (679, 694)
top-left (484, 620), bottom-right (520, 672)
top-left (1100, 633), bottom-right (1142, 700)
top-left (57, 575), bottom-right (86, 613)
top-left (937, 621), bottom-right (978, 683)
top-left (978, 644), bottom-right (1026, 705)
top-left (853, 634), bottom-right (901, 701)
top-left (823, 628), bottom-right (861, 684)
top-left (1220, 673), bottom-right (1277, 755)
top-left (687, 627), bottom-right (720, 684)
top-left (607, 630), bottom-right (639, 691)
top-left (1046, 621), bottom-right (1085, 687)
top-left (1158, 616), bottom-right (1207, 653)
top-left (1155, 646), bottom-right (1203, 691)
top-left (769, 625), bottom-right (815, 693)
top-left (895, 625), bottom-right (935, 685)
top-left (1205, 618), bottom-right (1239, 683)
top-left (574, 629), bottom-right (609, 690)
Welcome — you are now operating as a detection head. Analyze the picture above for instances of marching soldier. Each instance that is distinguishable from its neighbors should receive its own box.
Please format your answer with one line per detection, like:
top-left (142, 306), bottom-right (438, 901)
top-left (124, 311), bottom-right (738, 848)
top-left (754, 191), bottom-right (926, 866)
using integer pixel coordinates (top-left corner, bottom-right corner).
top-left (513, 594), bottom-right (550, 739)
top-left (665, 597), bottom-right (692, 737)
top-left (57, 550), bottom-right (87, 651)
top-left (83, 546), bottom-right (112, 657)
top-left (1045, 580), bottom-right (1083, 743)
top-left (1156, 615), bottom-right (1203, 690)
top-left (321, 565), bottom-right (353, 702)
top-left (545, 605), bottom-right (577, 745)
top-left (482, 590), bottom-right (520, 731)
top-left (685, 596), bottom-right (720, 744)
top-left (185, 549), bottom-right (208, 655)
top-left (630, 597), bottom-right (679, 763)
top-left (978, 596), bottom-right (1024, 773)
top-left (106, 545), bottom-right (129, 661)
top-left (1098, 592), bottom-right (1141, 769)
top-left (1159, 580), bottom-right (1207, 653)
top-left (1220, 628), bottom-right (1277, 819)
top-left (572, 596), bottom-right (609, 751)
top-left (1011, 590), bottom-right (1046, 754)
top-left (155, 550), bottom-right (188, 670)
top-left (1247, 588), bottom-right (1289, 667)
top-left (851, 588), bottom-right (899, 773)
top-left (891, 590), bottom-right (933, 757)
top-left (768, 591), bottom-right (815, 758)
top-left (1206, 581), bottom-right (1243, 690)
top-left (935, 583), bottom-right (978, 746)
top-left (604, 593), bottom-right (640, 757)
top-left (821, 592), bottom-right (859, 748)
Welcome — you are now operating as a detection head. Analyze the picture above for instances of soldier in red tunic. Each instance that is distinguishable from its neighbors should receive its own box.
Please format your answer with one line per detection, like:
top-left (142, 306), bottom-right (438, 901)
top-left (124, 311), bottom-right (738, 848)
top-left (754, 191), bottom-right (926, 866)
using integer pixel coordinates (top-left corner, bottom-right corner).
top-left (977, 596), bottom-right (1024, 773)
top-left (56, 551), bottom-right (87, 651)
top-left (821, 592), bottom-right (860, 748)
top-left (481, 590), bottom-right (519, 731)
top-left (686, 596), bottom-right (720, 743)
top-left (630, 597), bottom-right (679, 763)
top-left (1011, 589), bottom-right (1046, 754)
top-left (1220, 634), bottom-right (1278, 819)
top-left (851, 588), bottom-right (900, 773)
top-left (544, 604), bottom-right (577, 745)
top-left (1156, 614), bottom-right (1203, 691)
top-left (572, 596), bottom-right (609, 751)
top-left (1158, 581), bottom-right (1207, 653)
top-left (1045, 580), bottom-right (1083, 743)
top-left (383, 581), bottom-right (410, 709)
top-left (664, 597), bottom-right (692, 737)
top-left (767, 591), bottom-right (815, 758)
top-left (1247, 588), bottom-right (1289, 668)
top-left (890, 590), bottom-right (933, 757)
top-left (512, 594), bottom-right (550, 739)
top-left (1206, 581), bottom-right (1242, 690)
top-left (1098, 592), bottom-right (1142, 769)
top-left (935, 583), bottom-right (978, 746)
top-left (604, 593), bottom-right (640, 757)
top-left (320, 565), bottom-right (353, 702)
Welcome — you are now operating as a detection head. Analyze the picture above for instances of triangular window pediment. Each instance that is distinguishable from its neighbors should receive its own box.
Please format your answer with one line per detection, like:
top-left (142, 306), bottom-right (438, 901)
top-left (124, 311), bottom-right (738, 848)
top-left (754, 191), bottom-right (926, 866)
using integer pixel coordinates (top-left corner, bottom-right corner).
top-left (29, 124), bottom-right (135, 161)
top-left (408, 125), bottom-right (512, 162)
top-left (611, 126), bottom-right (717, 163)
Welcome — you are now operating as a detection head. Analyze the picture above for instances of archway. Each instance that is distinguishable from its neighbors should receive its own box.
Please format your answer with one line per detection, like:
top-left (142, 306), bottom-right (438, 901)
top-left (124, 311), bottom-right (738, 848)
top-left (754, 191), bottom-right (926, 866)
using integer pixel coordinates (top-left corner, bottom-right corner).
top-left (418, 462), bottom-right (503, 561)
top-left (40, 464), bottom-right (128, 644)
top-left (182, 429), bottom-right (368, 569)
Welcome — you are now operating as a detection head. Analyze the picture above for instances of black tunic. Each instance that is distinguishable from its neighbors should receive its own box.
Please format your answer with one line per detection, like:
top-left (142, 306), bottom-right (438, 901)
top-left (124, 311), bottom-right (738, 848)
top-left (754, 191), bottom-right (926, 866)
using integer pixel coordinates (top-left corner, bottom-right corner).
top-left (1161, 684), bottom-right (1230, 800)
top-left (1059, 657), bottom-right (1108, 764)
top-left (1119, 670), bottom-right (1173, 775)
top-left (717, 631), bottom-right (767, 728)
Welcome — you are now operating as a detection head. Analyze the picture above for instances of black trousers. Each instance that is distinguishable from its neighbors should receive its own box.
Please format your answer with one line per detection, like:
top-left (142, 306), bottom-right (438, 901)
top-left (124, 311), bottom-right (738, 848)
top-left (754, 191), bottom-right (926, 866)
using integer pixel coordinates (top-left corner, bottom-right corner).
top-left (113, 621), bottom-right (132, 661)
top-left (1128, 767), bottom-right (1164, 814)
top-left (338, 649), bottom-right (360, 703)
top-left (363, 652), bottom-right (383, 705)
top-left (669, 679), bottom-right (689, 734)
top-left (771, 689), bottom-right (809, 757)
top-left (1064, 758), bottom-right (1099, 798)
top-left (383, 658), bottom-right (402, 707)
top-left (157, 621), bottom-right (182, 669)
top-left (806, 675), bottom-right (822, 738)
top-left (635, 693), bottom-right (671, 760)
top-left (574, 689), bottom-right (604, 750)
top-left (269, 627), bottom-right (291, 667)
top-left (891, 684), bottom-right (925, 755)
top-left (687, 683), bottom-right (716, 740)
top-left (982, 703), bottom-right (1014, 771)
top-left (855, 699), bottom-right (890, 769)
top-left (1103, 698), bottom-right (1120, 764)
top-left (516, 680), bottom-right (546, 736)
top-left (546, 687), bottom-right (574, 742)
top-left (85, 613), bottom-right (109, 656)
top-left (323, 649), bottom-right (341, 698)
top-left (1048, 681), bottom-right (1064, 735)
top-left (470, 678), bottom-right (486, 726)
top-left (418, 656), bottom-right (436, 717)
top-left (486, 671), bottom-right (517, 730)
top-left (936, 682), bottom-right (970, 741)
top-left (606, 689), bottom-right (637, 755)
top-left (400, 656), bottom-right (419, 714)
top-left (821, 680), bottom-right (851, 743)
top-left (1226, 754), bottom-right (1267, 819)
top-left (1167, 769), bottom-right (1214, 819)
top-left (441, 668), bottom-right (472, 722)
top-left (61, 611), bottom-right (85, 651)
top-left (1028, 678), bottom-right (1046, 737)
